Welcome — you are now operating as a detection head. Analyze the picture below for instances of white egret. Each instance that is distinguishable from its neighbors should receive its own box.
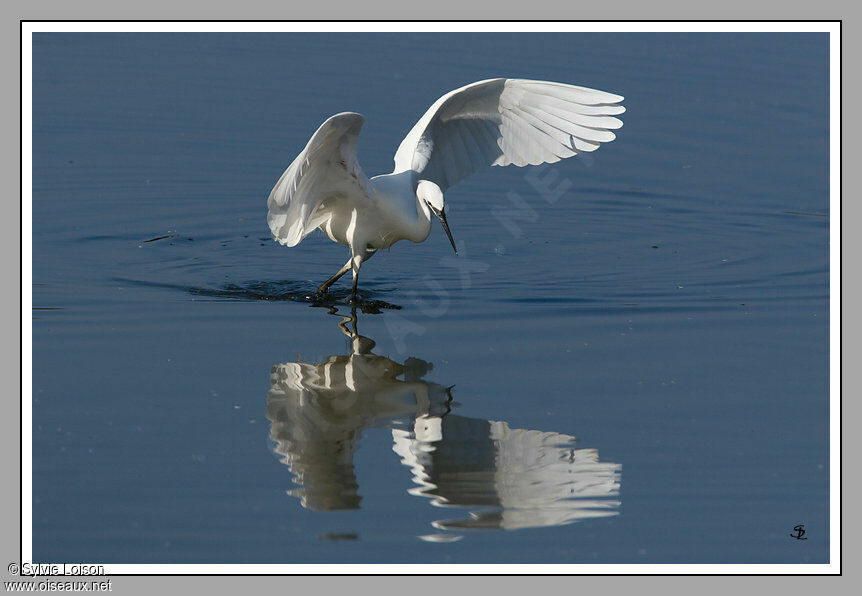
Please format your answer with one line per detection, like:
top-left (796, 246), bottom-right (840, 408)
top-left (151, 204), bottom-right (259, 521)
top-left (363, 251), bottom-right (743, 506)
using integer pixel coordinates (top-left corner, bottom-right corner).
top-left (267, 78), bottom-right (625, 299)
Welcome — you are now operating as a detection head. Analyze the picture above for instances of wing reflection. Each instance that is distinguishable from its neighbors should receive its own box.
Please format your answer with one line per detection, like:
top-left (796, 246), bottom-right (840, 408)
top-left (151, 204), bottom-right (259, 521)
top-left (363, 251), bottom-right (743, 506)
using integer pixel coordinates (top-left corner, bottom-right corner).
top-left (266, 307), bottom-right (621, 531)
top-left (393, 416), bottom-right (621, 530)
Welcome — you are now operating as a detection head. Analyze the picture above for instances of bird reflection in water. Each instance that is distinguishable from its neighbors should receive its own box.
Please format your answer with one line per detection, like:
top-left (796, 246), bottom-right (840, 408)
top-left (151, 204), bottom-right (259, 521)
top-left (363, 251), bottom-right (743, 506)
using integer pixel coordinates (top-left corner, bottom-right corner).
top-left (266, 307), bottom-right (621, 532)
top-left (266, 307), bottom-right (452, 511)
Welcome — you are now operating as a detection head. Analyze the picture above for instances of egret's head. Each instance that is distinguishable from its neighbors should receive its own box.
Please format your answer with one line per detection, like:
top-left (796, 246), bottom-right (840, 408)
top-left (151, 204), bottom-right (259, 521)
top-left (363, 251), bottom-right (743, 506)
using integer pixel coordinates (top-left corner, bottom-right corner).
top-left (417, 180), bottom-right (457, 255)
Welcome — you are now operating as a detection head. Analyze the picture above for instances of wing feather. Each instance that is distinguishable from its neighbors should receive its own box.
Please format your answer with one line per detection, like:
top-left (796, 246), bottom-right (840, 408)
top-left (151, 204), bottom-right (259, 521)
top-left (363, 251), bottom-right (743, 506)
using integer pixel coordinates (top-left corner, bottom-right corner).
top-left (442, 123), bottom-right (473, 185)
top-left (462, 118), bottom-right (500, 165)
top-left (459, 118), bottom-right (492, 171)
top-left (514, 107), bottom-right (563, 164)
top-left (518, 110), bottom-right (580, 159)
top-left (502, 109), bottom-right (556, 165)
top-left (519, 95), bottom-right (623, 133)
top-left (267, 112), bottom-right (370, 247)
top-left (517, 104), bottom-right (614, 149)
top-left (393, 78), bottom-right (624, 192)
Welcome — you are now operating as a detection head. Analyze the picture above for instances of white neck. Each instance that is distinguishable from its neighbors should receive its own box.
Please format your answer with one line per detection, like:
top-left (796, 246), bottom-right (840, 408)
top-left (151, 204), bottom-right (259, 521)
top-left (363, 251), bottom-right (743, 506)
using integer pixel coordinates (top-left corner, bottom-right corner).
top-left (369, 172), bottom-right (432, 244)
top-left (397, 193), bottom-right (431, 244)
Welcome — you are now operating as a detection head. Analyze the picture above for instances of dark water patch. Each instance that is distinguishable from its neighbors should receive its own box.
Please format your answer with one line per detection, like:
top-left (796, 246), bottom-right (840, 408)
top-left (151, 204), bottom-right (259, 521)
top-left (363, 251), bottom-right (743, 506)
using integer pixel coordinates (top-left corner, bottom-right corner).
top-left (77, 234), bottom-right (137, 243)
top-left (578, 185), bottom-right (693, 202)
top-left (138, 235), bottom-right (197, 247)
top-left (317, 533), bottom-right (359, 542)
top-left (113, 277), bottom-right (403, 311)
top-left (142, 234), bottom-right (180, 243)
top-left (784, 211), bottom-right (828, 218)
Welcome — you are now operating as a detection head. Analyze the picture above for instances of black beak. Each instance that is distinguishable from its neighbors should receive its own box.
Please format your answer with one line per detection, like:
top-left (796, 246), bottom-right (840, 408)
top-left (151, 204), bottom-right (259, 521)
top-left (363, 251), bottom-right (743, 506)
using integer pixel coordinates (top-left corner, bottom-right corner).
top-left (433, 207), bottom-right (458, 255)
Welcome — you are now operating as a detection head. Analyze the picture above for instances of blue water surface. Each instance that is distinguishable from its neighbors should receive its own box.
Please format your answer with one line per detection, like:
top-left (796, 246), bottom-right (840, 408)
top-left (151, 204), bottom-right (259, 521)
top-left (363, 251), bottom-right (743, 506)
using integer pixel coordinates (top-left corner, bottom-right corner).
top-left (31, 32), bottom-right (829, 564)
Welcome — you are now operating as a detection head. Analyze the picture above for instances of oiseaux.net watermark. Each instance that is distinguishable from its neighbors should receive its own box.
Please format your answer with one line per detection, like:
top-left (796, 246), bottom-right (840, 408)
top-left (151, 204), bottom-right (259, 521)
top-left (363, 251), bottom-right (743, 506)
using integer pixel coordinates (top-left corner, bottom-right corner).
top-left (4, 579), bottom-right (112, 592)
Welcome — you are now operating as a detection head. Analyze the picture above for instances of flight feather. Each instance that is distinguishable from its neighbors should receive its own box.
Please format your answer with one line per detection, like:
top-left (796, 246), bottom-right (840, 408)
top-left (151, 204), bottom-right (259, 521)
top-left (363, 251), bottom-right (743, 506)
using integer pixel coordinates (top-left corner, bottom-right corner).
top-left (393, 78), bottom-right (624, 192)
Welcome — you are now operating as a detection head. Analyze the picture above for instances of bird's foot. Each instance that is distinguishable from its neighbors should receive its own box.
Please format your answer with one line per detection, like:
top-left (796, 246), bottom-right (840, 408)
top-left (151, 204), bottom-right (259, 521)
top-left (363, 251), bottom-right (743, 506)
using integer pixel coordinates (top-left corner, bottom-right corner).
top-left (309, 286), bottom-right (330, 302)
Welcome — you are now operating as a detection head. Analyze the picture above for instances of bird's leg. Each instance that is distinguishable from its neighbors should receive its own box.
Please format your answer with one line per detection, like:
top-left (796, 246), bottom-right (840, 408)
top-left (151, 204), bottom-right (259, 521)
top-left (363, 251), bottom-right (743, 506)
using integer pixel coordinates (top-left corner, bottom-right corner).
top-left (350, 256), bottom-right (361, 302)
top-left (315, 258), bottom-right (352, 296)
top-left (349, 249), bottom-right (376, 302)
top-left (350, 306), bottom-right (359, 335)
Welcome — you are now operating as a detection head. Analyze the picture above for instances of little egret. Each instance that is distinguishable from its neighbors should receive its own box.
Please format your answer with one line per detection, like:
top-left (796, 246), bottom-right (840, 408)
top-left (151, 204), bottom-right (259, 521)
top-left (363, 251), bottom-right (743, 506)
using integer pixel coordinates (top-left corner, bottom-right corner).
top-left (267, 78), bottom-right (625, 299)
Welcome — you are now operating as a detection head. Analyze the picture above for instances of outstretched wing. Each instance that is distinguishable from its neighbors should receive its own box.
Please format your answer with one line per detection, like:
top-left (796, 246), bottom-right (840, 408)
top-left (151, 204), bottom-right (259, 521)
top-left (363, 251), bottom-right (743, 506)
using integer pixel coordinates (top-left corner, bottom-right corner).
top-left (393, 79), bottom-right (624, 192)
top-left (268, 112), bottom-right (371, 247)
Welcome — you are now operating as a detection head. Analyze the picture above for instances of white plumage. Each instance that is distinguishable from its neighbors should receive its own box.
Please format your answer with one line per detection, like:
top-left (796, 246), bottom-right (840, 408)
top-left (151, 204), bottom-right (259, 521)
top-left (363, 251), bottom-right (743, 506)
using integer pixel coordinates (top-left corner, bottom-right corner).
top-left (267, 78), bottom-right (624, 298)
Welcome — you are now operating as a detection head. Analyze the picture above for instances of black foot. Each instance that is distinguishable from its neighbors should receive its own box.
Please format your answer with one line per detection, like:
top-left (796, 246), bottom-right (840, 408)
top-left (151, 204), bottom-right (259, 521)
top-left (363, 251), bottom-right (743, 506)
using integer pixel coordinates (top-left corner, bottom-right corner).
top-left (309, 287), bottom-right (331, 302)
